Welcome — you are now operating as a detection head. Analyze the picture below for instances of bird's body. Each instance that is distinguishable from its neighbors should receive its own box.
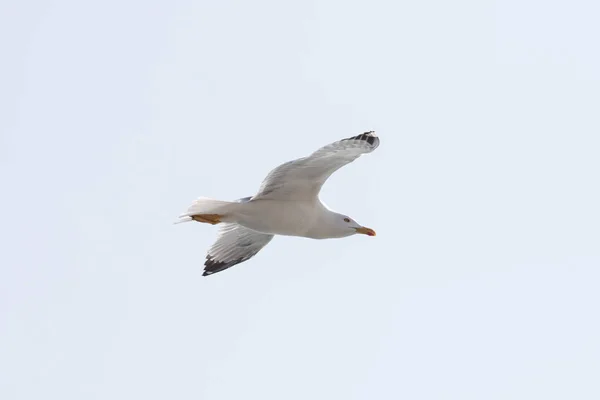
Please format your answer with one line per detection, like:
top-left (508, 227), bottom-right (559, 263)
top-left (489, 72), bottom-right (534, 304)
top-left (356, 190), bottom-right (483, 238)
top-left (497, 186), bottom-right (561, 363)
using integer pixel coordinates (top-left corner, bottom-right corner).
top-left (232, 198), bottom-right (324, 238)
top-left (222, 198), bottom-right (353, 239)
top-left (177, 131), bottom-right (380, 276)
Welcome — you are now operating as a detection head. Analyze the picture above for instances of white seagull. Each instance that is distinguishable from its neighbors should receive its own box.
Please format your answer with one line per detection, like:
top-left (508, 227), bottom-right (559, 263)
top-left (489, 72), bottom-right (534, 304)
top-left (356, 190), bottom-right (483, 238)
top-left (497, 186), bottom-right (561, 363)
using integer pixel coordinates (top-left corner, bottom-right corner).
top-left (177, 131), bottom-right (380, 276)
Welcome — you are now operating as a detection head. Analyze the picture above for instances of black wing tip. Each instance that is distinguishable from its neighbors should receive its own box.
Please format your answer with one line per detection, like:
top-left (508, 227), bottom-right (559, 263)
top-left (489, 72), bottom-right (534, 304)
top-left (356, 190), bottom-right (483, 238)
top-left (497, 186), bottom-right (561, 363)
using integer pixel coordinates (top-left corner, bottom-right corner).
top-left (203, 255), bottom-right (248, 276)
top-left (344, 131), bottom-right (379, 146)
top-left (203, 257), bottom-right (229, 276)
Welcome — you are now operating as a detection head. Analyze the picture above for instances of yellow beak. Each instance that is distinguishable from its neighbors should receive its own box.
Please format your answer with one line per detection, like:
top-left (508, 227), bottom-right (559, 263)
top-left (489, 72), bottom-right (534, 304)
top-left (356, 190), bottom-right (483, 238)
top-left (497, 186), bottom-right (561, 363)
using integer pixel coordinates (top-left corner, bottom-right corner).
top-left (355, 227), bottom-right (376, 236)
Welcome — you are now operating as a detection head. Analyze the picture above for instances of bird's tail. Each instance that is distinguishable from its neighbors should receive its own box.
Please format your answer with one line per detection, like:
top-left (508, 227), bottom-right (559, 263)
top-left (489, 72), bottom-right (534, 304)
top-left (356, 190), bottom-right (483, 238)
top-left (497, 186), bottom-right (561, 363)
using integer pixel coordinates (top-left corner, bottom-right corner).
top-left (175, 197), bottom-right (240, 224)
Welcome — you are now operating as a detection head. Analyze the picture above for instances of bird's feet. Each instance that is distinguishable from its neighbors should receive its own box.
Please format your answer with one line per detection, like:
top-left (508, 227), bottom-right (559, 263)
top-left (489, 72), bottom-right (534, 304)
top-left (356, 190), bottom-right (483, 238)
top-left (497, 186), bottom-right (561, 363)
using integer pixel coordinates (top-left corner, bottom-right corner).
top-left (191, 214), bottom-right (223, 225)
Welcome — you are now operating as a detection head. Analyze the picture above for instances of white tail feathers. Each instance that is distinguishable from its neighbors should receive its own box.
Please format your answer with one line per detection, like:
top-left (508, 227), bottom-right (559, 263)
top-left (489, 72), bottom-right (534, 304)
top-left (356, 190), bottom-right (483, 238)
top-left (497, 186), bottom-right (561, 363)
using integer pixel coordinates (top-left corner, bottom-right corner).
top-left (175, 197), bottom-right (238, 224)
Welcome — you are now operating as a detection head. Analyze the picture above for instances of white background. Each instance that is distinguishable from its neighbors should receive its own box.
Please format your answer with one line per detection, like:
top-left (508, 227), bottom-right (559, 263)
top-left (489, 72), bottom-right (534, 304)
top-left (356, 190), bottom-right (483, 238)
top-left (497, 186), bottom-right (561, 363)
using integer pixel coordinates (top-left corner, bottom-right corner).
top-left (2, 1), bottom-right (599, 399)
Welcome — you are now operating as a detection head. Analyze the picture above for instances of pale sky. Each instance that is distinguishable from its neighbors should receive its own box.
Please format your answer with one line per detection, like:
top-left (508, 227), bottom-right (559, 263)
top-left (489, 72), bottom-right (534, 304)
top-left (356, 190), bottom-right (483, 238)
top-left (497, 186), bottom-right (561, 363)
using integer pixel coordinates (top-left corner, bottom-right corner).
top-left (1, 1), bottom-right (599, 399)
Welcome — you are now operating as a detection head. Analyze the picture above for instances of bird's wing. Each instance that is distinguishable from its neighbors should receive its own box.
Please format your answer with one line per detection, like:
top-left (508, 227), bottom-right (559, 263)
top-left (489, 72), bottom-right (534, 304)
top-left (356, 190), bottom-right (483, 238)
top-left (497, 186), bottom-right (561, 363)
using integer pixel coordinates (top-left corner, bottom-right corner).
top-left (203, 222), bottom-right (274, 276)
top-left (253, 131), bottom-right (380, 201)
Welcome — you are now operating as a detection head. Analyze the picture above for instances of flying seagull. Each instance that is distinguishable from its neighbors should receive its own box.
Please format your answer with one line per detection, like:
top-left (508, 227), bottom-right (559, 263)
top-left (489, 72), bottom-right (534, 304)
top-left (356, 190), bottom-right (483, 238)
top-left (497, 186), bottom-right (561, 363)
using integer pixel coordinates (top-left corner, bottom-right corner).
top-left (177, 131), bottom-right (379, 276)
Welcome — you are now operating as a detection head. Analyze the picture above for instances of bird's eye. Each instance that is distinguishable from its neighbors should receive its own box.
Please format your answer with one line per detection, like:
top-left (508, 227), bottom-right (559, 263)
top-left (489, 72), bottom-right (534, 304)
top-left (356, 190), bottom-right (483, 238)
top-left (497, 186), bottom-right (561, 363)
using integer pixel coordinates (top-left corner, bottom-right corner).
top-left (344, 218), bottom-right (350, 223)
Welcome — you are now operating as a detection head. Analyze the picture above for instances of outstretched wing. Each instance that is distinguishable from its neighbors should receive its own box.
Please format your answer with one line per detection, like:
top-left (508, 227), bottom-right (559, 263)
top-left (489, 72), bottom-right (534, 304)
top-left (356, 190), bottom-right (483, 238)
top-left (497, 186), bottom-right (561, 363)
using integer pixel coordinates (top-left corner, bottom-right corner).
top-left (253, 131), bottom-right (380, 201)
top-left (203, 222), bottom-right (274, 276)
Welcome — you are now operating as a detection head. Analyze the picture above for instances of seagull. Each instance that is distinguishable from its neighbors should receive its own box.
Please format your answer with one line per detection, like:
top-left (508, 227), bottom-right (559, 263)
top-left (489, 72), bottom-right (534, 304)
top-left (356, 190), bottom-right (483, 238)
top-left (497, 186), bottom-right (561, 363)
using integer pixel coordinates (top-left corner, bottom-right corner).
top-left (177, 131), bottom-right (379, 276)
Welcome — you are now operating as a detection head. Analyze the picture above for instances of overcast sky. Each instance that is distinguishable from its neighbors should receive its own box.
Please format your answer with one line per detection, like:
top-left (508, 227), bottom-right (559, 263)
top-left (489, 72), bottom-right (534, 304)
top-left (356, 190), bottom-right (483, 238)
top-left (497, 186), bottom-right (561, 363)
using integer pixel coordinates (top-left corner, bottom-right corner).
top-left (1, 0), bottom-right (599, 399)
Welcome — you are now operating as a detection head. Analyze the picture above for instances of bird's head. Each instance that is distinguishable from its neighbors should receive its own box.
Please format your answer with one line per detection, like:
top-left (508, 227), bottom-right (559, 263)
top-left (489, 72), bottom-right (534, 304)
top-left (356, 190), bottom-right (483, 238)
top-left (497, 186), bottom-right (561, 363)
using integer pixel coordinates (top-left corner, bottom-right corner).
top-left (328, 213), bottom-right (376, 238)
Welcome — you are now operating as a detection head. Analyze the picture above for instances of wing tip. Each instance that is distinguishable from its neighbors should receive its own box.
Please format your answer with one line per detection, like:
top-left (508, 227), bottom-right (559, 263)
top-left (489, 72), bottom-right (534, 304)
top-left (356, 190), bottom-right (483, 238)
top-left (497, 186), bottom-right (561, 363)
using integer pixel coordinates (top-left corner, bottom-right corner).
top-left (344, 131), bottom-right (379, 147)
top-left (202, 256), bottom-right (240, 276)
top-left (203, 257), bottom-right (227, 276)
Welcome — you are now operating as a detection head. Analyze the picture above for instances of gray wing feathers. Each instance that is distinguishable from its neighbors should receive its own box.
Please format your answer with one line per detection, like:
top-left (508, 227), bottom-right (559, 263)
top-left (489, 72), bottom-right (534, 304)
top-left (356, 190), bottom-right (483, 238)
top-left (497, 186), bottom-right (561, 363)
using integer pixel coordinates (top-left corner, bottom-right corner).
top-left (203, 223), bottom-right (274, 276)
top-left (202, 196), bottom-right (272, 276)
top-left (253, 131), bottom-right (379, 200)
